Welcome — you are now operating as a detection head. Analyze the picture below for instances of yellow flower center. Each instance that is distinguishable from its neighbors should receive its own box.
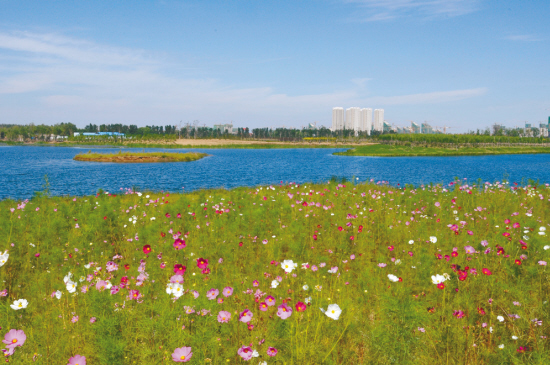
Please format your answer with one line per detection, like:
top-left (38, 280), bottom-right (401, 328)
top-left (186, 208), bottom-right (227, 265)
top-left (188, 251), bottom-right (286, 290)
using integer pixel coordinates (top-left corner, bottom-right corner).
top-left (12, 339), bottom-right (17, 343)
top-left (222, 317), bottom-right (226, 320)
top-left (180, 356), bottom-right (186, 360)
top-left (18, 304), bottom-right (22, 307)
top-left (283, 308), bottom-right (286, 312)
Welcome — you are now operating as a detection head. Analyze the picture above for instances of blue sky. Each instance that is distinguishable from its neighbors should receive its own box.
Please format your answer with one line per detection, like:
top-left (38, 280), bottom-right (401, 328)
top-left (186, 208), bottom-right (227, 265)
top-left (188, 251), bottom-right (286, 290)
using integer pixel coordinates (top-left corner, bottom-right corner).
top-left (0, 0), bottom-right (548, 131)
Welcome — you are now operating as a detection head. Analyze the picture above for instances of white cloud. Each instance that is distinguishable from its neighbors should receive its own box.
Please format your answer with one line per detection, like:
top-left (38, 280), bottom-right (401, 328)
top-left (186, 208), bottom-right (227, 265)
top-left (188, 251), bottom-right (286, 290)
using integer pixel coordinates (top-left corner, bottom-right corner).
top-left (503, 34), bottom-right (543, 42)
top-left (0, 31), bottom-right (486, 127)
top-left (346, 0), bottom-right (479, 21)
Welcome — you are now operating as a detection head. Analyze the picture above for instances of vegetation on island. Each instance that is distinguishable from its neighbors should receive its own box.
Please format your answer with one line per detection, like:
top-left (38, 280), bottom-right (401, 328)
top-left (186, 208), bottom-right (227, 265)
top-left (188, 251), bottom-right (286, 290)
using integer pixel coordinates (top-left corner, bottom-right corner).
top-left (337, 144), bottom-right (550, 157)
top-left (73, 151), bottom-right (208, 163)
top-left (1, 179), bottom-right (549, 363)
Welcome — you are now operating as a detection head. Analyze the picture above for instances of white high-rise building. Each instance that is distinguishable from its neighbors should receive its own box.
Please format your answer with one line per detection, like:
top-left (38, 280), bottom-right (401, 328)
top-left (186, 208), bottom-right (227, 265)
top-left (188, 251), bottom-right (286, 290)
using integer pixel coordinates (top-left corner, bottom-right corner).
top-left (374, 109), bottom-right (384, 132)
top-left (332, 107), bottom-right (344, 131)
top-left (346, 107), bottom-right (361, 132)
top-left (361, 108), bottom-right (372, 134)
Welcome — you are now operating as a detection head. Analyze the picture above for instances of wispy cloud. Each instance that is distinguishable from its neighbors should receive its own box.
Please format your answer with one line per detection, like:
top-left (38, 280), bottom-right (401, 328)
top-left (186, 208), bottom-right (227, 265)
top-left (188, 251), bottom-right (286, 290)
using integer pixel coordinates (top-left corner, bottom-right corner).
top-left (503, 34), bottom-right (543, 42)
top-left (346, 0), bottom-right (480, 22)
top-left (0, 31), bottom-right (486, 127)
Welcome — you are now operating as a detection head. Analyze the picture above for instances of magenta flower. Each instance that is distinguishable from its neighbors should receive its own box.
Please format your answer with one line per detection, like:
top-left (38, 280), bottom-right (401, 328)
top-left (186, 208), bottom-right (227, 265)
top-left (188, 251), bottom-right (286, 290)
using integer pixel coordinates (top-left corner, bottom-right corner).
top-left (222, 286), bottom-right (233, 297)
top-left (196, 258), bottom-right (208, 269)
top-left (265, 295), bottom-right (276, 306)
top-left (207, 288), bottom-right (219, 300)
top-left (259, 302), bottom-right (268, 311)
top-left (3, 329), bottom-right (26, 349)
top-left (171, 347), bottom-right (193, 362)
top-left (173, 239), bottom-right (186, 250)
top-left (239, 309), bottom-right (253, 323)
top-left (128, 290), bottom-right (141, 300)
top-left (90, 317), bottom-right (96, 323)
top-left (267, 347), bottom-right (278, 357)
top-left (67, 354), bottom-right (86, 365)
top-left (277, 303), bottom-right (293, 319)
top-left (173, 264), bottom-right (186, 275)
top-left (110, 285), bottom-right (120, 295)
top-left (238, 346), bottom-right (254, 361)
top-left (217, 311), bottom-right (231, 323)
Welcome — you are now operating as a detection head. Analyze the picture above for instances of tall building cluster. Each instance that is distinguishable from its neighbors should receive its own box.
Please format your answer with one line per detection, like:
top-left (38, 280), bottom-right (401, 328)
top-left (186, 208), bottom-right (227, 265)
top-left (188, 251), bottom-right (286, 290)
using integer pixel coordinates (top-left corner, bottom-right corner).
top-left (331, 107), bottom-right (384, 134)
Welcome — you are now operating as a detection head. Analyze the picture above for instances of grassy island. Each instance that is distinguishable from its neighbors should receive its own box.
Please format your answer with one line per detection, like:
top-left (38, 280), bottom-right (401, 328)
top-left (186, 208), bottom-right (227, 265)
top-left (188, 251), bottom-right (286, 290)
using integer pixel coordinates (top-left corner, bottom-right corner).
top-left (73, 151), bottom-right (208, 163)
top-left (1, 180), bottom-right (549, 363)
top-left (336, 144), bottom-right (550, 157)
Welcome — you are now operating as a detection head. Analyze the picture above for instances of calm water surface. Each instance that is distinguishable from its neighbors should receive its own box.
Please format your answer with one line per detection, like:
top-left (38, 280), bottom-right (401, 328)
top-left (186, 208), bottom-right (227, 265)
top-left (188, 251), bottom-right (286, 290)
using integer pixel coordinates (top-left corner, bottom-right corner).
top-left (1, 146), bottom-right (549, 200)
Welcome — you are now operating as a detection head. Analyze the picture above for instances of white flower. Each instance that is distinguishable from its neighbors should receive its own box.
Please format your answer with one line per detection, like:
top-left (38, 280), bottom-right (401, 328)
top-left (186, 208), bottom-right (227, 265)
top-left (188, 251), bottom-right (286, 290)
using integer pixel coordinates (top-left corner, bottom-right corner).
top-left (540, 227), bottom-right (547, 232)
top-left (84, 264), bottom-right (91, 269)
top-left (271, 280), bottom-right (279, 288)
top-left (489, 327), bottom-right (493, 333)
top-left (387, 274), bottom-right (399, 282)
top-left (281, 260), bottom-right (297, 273)
top-left (251, 350), bottom-right (259, 358)
top-left (431, 274), bottom-right (446, 285)
top-left (63, 272), bottom-right (73, 284)
top-left (66, 280), bottom-right (77, 293)
top-left (104, 280), bottom-right (113, 290)
top-left (301, 262), bottom-right (309, 269)
top-left (395, 259), bottom-right (401, 265)
top-left (324, 304), bottom-right (342, 320)
top-left (544, 245), bottom-right (550, 250)
top-left (497, 316), bottom-right (504, 322)
top-left (303, 285), bottom-right (309, 291)
top-left (166, 283), bottom-right (184, 298)
top-left (55, 290), bottom-right (62, 299)
top-left (429, 236), bottom-right (437, 243)
top-left (443, 273), bottom-right (451, 280)
top-left (512, 336), bottom-right (518, 340)
top-left (408, 240), bottom-right (414, 244)
top-left (0, 250), bottom-right (9, 267)
top-left (498, 344), bottom-right (504, 349)
top-left (79, 276), bottom-right (85, 282)
top-left (10, 299), bottom-right (28, 310)
top-left (304, 296), bottom-right (312, 304)
top-left (150, 217), bottom-right (156, 221)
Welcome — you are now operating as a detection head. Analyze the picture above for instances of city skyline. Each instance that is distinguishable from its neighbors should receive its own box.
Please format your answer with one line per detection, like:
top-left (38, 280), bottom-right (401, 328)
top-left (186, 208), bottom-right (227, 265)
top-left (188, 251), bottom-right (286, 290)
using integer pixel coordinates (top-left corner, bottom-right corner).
top-left (0, 1), bottom-right (549, 131)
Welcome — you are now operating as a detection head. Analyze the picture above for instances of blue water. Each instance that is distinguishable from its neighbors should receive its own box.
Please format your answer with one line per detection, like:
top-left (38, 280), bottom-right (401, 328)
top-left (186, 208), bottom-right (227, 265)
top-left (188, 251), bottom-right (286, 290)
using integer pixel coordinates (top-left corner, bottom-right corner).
top-left (1, 145), bottom-right (549, 200)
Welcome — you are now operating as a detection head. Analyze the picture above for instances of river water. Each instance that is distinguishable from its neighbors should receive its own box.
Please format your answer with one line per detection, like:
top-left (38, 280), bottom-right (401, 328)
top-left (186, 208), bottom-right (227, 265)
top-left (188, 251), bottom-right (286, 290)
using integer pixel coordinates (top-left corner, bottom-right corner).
top-left (1, 145), bottom-right (549, 200)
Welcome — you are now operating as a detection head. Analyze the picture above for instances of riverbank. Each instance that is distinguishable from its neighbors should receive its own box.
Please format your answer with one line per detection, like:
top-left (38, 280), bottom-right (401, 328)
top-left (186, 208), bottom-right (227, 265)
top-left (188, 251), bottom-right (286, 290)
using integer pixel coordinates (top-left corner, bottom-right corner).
top-left (73, 151), bottom-right (208, 163)
top-left (336, 144), bottom-right (550, 157)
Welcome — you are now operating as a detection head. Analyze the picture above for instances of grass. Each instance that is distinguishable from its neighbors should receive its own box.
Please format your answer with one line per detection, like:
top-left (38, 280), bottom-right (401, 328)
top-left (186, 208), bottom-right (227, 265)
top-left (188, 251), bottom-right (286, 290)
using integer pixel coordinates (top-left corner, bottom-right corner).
top-left (336, 144), bottom-right (550, 157)
top-left (73, 151), bottom-right (208, 163)
top-left (0, 180), bottom-right (549, 364)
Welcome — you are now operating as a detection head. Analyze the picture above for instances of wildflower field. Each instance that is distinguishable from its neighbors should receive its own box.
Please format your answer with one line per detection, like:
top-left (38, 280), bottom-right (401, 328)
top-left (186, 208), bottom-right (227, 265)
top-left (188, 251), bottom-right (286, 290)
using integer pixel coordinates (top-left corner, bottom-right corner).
top-left (1, 180), bottom-right (549, 364)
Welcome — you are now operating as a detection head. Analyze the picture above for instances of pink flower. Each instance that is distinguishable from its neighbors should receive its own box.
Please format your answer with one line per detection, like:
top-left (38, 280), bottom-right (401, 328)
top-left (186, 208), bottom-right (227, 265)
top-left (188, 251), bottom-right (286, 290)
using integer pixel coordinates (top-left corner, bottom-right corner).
top-left (197, 258), bottom-right (208, 269)
top-left (3, 329), bottom-right (26, 349)
top-left (173, 264), bottom-right (186, 275)
top-left (173, 239), bottom-right (186, 250)
top-left (207, 288), bottom-right (219, 300)
top-left (252, 280), bottom-right (259, 287)
top-left (238, 346), bottom-right (254, 361)
top-left (267, 347), bottom-right (278, 357)
top-left (71, 316), bottom-right (79, 323)
top-left (239, 309), bottom-right (253, 323)
top-left (464, 246), bottom-right (475, 254)
top-left (67, 354), bottom-right (86, 365)
top-left (128, 290), bottom-right (141, 300)
top-left (170, 275), bottom-right (184, 284)
top-left (539, 261), bottom-right (547, 266)
top-left (311, 265), bottom-right (318, 272)
top-left (95, 280), bottom-right (107, 291)
top-left (223, 286), bottom-right (233, 297)
top-left (217, 311), bottom-right (231, 323)
top-left (259, 302), bottom-right (268, 311)
top-left (192, 290), bottom-right (199, 299)
top-left (277, 303), bottom-right (293, 319)
top-left (265, 295), bottom-right (276, 306)
top-left (172, 347), bottom-right (193, 362)
top-left (90, 317), bottom-right (96, 323)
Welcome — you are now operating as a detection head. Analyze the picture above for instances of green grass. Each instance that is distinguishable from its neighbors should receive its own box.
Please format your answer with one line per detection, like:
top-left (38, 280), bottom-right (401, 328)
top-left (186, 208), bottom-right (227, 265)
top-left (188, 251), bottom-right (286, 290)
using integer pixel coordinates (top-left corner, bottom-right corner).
top-left (336, 144), bottom-right (550, 157)
top-left (73, 151), bottom-right (208, 162)
top-left (0, 180), bottom-right (549, 364)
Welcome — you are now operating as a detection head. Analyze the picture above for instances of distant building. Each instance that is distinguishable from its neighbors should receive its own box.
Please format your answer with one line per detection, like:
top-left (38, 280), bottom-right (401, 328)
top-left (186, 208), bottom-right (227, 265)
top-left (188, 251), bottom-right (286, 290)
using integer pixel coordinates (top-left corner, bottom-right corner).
top-left (213, 123), bottom-right (234, 134)
top-left (345, 107), bottom-right (361, 133)
top-left (411, 122), bottom-right (420, 134)
top-left (76, 132), bottom-right (125, 137)
top-left (421, 122), bottom-right (433, 134)
top-left (374, 109), bottom-right (384, 132)
top-left (383, 121), bottom-right (392, 133)
top-left (361, 108), bottom-right (372, 134)
top-left (332, 107), bottom-right (344, 131)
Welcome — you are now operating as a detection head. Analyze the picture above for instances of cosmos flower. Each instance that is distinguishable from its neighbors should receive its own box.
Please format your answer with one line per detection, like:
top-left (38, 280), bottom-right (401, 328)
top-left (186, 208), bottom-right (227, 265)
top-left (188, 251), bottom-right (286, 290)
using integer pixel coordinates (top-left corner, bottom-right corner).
top-left (173, 238), bottom-right (186, 250)
top-left (267, 347), bottom-right (278, 357)
top-left (0, 251), bottom-right (8, 267)
top-left (431, 274), bottom-right (446, 285)
top-left (239, 309), bottom-right (253, 323)
top-left (387, 274), bottom-right (399, 282)
top-left (238, 346), bottom-right (254, 361)
top-left (222, 286), bottom-right (233, 297)
top-left (265, 295), bottom-right (276, 306)
top-left (277, 303), bottom-right (293, 319)
top-left (67, 355), bottom-right (86, 365)
top-left (281, 260), bottom-right (297, 273)
top-left (322, 304), bottom-right (342, 320)
top-left (2, 329), bottom-right (26, 349)
top-left (172, 347), bottom-right (193, 362)
top-left (166, 283), bottom-right (184, 298)
top-left (206, 288), bottom-right (219, 300)
top-left (217, 311), bottom-right (231, 323)
top-left (429, 236), bottom-right (437, 243)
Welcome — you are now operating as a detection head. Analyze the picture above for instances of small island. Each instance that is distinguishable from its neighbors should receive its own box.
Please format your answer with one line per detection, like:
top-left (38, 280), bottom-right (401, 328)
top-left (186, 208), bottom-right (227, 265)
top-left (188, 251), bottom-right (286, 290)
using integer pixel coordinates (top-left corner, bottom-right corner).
top-left (74, 151), bottom-right (208, 163)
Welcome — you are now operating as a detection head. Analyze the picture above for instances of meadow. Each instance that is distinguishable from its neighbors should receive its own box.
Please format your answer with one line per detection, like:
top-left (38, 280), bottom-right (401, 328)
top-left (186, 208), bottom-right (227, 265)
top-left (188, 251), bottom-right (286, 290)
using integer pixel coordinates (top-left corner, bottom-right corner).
top-left (73, 151), bottom-right (208, 163)
top-left (0, 179), bottom-right (549, 364)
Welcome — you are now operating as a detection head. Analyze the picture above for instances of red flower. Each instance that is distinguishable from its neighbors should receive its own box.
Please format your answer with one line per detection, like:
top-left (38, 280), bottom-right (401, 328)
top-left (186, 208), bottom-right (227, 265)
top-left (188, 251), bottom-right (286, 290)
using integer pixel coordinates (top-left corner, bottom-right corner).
top-left (521, 245), bottom-right (527, 250)
top-left (295, 302), bottom-right (307, 312)
top-left (458, 271), bottom-right (468, 281)
top-left (398, 277), bottom-right (403, 282)
top-left (121, 276), bottom-right (128, 284)
top-left (177, 213), bottom-right (182, 218)
top-left (197, 258), bottom-right (208, 269)
top-left (427, 307), bottom-right (435, 313)
top-left (174, 264), bottom-right (186, 275)
top-left (124, 264), bottom-right (130, 271)
top-left (160, 232), bottom-right (166, 238)
top-left (312, 235), bottom-right (317, 240)
top-left (165, 213), bottom-right (171, 218)
top-left (477, 307), bottom-right (486, 315)
top-left (515, 259), bottom-right (521, 265)
top-left (239, 242), bottom-right (243, 247)
top-left (451, 251), bottom-right (458, 258)
top-left (338, 227), bottom-right (343, 232)
top-left (143, 245), bottom-right (151, 254)
top-left (502, 232), bottom-right (510, 237)
top-left (103, 216), bottom-right (107, 220)
top-left (202, 268), bottom-right (211, 274)
top-left (482, 268), bottom-right (491, 275)
top-left (437, 283), bottom-right (445, 290)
